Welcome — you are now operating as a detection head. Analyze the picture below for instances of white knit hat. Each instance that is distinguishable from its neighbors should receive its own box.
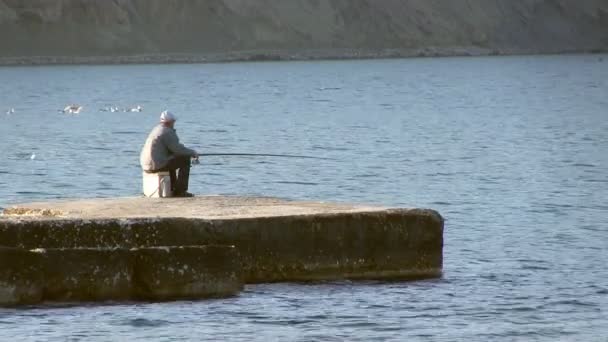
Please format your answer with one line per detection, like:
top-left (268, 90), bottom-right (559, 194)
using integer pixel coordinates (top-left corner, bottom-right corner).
top-left (160, 110), bottom-right (176, 123)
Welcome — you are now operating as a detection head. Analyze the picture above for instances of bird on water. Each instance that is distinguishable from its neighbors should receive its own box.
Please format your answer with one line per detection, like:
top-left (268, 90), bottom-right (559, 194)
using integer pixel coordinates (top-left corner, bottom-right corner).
top-left (62, 105), bottom-right (83, 114)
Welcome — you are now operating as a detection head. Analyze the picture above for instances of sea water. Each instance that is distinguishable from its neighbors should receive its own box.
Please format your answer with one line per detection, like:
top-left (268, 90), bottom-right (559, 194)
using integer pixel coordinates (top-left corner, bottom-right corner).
top-left (0, 55), bottom-right (607, 341)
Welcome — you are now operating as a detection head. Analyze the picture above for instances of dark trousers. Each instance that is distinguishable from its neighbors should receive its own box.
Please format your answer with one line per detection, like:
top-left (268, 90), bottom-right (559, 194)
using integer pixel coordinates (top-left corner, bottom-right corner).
top-left (156, 156), bottom-right (191, 195)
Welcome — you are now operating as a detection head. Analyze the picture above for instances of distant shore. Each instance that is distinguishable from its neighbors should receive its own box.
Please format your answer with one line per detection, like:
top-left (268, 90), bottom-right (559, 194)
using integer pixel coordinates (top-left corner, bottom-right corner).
top-left (1, 46), bottom-right (605, 66)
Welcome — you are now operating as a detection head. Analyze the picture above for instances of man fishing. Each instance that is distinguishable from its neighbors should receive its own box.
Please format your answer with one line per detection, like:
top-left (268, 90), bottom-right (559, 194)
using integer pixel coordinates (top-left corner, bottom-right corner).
top-left (140, 110), bottom-right (199, 197)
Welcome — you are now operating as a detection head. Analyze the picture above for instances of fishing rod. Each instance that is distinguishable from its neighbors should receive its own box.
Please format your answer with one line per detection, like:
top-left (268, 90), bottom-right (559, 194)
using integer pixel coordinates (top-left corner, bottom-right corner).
top-left (191, 153), bottom-right (334, 165)
top-left (197, 153), bottom-right (334, 160)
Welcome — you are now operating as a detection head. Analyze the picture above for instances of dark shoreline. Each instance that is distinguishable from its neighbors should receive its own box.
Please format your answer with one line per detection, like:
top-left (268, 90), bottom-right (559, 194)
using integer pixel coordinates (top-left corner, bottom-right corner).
top-left (1, 46), bottom-right (606, 67)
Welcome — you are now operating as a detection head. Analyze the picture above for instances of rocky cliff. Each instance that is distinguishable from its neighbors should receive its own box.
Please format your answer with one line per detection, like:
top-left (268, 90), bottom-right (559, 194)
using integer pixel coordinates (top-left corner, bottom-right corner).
top-left (0, 0), bottom-right (607, 63)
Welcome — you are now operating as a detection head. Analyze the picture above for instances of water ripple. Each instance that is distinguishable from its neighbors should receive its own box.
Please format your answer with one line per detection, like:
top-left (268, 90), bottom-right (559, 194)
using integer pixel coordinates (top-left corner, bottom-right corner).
top-left (121, 318), bottom-right (172, 328)
top-left (1, 54), bottom-right (607, 341)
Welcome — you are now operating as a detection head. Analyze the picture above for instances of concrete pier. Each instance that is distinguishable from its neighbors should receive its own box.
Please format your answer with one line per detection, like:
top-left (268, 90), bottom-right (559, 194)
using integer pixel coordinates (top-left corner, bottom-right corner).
top-left (0, 196), bottom-right (444, 306)
top-left (0, 245), bottom-right (241, 305)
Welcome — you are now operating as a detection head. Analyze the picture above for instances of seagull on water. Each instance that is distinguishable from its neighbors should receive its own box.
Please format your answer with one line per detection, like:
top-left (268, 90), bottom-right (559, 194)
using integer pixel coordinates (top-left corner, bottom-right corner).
top-left (99, 106), bottom-right (120, 112)
top-left (126, 105), bottom-right (143, 112)
top-left (6, 108), bottom-right (15, 115)
top-left (30, 153), bottom-right (36, 160)
top-left (63, 105), bottom-right (83, 114)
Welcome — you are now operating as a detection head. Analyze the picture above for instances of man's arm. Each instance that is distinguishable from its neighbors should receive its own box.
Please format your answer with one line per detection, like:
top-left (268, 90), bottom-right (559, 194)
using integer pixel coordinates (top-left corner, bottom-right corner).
top-left (163, 129), bottom-right (197, 157)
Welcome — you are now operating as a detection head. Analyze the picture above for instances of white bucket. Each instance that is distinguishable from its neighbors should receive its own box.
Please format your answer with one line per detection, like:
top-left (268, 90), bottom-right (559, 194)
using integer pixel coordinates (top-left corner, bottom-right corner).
top-left (142, 171), bottom-right (172, 198)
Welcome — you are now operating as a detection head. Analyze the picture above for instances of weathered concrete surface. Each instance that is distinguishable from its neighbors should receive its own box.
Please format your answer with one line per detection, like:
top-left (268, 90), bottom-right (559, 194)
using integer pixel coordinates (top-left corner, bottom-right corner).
top-left (41, 248), bottom-right (133, 302)
top-left (0, 247), bottom-right (43, 305)
top-left (1, 196), bottom-right (388, 219)
top-left (0, 196), bottom-right (444, 283)
top-left (0, 245), bottom-right (241, 306)
top-left (134, 246), bottom-right (242, 300)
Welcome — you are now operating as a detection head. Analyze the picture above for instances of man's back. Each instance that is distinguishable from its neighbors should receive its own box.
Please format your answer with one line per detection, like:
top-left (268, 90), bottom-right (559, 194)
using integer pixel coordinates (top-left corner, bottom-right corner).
top-left (140, 124), bottom-right (195, 172)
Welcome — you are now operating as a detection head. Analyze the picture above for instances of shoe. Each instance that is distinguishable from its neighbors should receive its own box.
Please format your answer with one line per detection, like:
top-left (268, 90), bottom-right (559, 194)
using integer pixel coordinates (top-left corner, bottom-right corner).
top-left (174, 192), bottom-right (194, 198)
